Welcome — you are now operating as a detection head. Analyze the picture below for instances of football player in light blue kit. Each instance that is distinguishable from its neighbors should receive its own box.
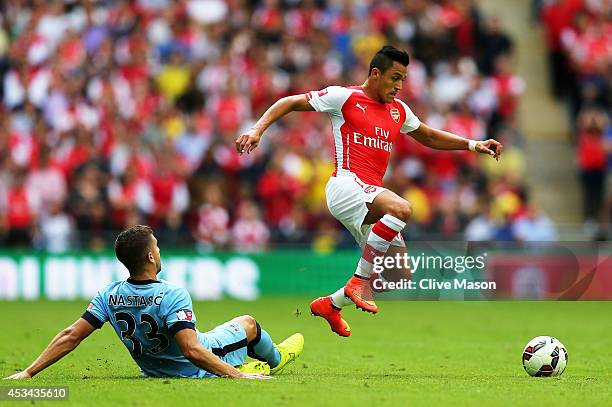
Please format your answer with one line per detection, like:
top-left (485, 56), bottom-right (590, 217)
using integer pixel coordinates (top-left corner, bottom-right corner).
top-left (5, 225), bottom-right (304, 380)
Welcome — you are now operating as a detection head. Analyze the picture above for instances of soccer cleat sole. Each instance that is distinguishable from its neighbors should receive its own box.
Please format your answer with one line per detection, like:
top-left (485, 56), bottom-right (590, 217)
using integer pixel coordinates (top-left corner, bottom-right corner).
top-left (309, 299), bottom-right (351, 337)
top-left (344, 288), bottom-right (378, 314)
top-left (310, 312), bottom-right (351, 337)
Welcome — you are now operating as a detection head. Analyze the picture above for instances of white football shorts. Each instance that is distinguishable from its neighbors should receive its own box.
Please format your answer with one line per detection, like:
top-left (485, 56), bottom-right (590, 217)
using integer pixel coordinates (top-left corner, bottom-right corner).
top-left (325, 170), bottom-right (404, 248)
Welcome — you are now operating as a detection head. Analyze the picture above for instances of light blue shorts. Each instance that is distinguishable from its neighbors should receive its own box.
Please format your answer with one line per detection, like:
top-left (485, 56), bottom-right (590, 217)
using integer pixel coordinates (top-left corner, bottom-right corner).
top-left (196, 320), bottom-right (248, 377)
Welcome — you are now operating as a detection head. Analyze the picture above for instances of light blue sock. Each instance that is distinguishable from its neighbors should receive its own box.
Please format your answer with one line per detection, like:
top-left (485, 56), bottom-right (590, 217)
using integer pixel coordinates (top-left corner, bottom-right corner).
top-left (247, 323), bottom-right (281, 368)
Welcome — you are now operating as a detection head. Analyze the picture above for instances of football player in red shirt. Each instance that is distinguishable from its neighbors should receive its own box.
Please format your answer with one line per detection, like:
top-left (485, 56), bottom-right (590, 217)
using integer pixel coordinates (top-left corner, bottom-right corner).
top-left (236, 46), bottom-right (502, 337)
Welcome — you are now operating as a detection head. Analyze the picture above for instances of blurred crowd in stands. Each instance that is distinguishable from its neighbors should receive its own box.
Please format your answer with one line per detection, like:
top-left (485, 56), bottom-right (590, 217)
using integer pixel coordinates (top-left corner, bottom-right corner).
top-left (0, 0), bottom-right (559, 252)
top-left (538, 0), bottom-right (611, 239)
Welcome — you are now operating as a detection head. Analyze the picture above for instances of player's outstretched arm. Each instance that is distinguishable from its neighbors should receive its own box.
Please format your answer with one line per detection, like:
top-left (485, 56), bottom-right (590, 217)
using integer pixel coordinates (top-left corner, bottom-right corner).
top-left (409, 123), bottom-right (503, 160)
top-left (174, 329), bottom-right (269, 379)
top-left (4, 318), bottom-right (96, 379)
top-left (236, 94), bottom-right (314, 155)
top-left (175, 329), bottom-right (243, 378)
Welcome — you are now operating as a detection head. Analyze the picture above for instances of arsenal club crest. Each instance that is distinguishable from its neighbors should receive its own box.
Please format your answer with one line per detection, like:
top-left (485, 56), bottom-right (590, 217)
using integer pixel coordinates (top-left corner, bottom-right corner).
top-left (390, 108), bottom-right (400, 123)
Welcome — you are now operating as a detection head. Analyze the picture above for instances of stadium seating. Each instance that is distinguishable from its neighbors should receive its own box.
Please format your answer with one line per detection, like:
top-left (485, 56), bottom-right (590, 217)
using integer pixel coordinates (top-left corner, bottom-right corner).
top-left (0, 0), bottom-right (563, 251)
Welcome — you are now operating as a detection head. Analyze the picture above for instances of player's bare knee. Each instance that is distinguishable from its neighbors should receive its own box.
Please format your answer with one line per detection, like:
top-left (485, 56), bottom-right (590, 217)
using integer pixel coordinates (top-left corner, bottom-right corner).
top-left (235, 315), bottom-right (258, 341)
top-left (387, 201), bottom-right (412, 222)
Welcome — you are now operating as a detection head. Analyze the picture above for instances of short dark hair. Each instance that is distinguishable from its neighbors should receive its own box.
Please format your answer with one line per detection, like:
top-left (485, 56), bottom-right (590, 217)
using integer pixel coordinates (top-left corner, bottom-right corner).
top-left (114, 225), bottom-right (154, 274)
top-left (368, 46), bottom-right (410, 76)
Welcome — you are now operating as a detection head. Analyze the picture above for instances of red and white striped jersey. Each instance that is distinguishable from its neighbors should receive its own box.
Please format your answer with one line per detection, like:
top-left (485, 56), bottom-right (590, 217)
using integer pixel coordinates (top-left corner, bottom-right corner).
top-left (306, 85), bottom-right (420, 186)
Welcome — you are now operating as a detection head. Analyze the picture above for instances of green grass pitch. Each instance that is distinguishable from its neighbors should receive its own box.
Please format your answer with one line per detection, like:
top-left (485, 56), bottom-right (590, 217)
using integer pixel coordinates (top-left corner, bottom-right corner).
top-left (1, 299), bottom-right (611, 406)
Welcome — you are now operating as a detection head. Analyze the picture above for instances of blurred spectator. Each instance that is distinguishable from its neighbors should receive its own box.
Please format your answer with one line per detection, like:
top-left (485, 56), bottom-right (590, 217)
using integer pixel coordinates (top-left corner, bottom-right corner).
top-left (1, 168), bottom-right (39, 247)
top-left (0, 0), bottom-right (540, 250)
top-left (576, 108), bottom-right (608, 224)
top-left (37, 199), bottom-right (73, 253)
top-left (465, 205), bottom-right (496, 241)
top-left (208, 79), bottom-right (251, 139)
top-left (149, 157), bottom-right (190, 227)
top-left (468, 74), bottom-right (498, 121)
top-left (541, 0), bottom-right (611, 117)
top-left (67, 164), bottom-right (107, 248)
top-left (277, 206), bottom-right (311, 246)
top-left (431, 58), bottom-right (474, 107)
top-left (195, 183), bottom-right (230, 252)
top-left (107, 166), bottom-right (153, 229)
top-left (539, 0), bottom-right (611, 236)
top-left (257, 152), bottom-right (305, 229)
top-left (480, 127), bottom-right (526, 180)
top-left (490, 55), bottom-right (525, 133)
top-left (156, 50), bottom-right (190, 101)
top-left (540, 0), bottom-right (583, 98)
top-left (476, 15), bottom-right (514, 76)
top-left (402, 180), bottom-right (434, 226)
top-left (231, 200), bottom-right (269, 253)
top-left (174, 117), bottom-right (212, 174)
top-left (27, 147), bottom-right (67, 212)
top-left (311, 217), bottom-right (342, 254)
top-left (512, 204), bottom-right (558, 241)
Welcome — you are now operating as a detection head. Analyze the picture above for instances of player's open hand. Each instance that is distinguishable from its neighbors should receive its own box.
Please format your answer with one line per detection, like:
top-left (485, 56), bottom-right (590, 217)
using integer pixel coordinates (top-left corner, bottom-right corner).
top-left (236, 129), bottom-right (262, 155)
top-left (3, 370), bottom-right (31, 379)
top-left (240, 373), bottom-right (274, 380)
top-left (475, 139), bottom-right (503, 161)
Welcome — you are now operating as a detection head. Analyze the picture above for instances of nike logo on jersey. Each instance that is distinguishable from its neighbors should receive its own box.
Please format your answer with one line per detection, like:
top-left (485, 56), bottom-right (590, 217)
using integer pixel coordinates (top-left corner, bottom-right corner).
top-left (355, 103), bottom-right (367, 114)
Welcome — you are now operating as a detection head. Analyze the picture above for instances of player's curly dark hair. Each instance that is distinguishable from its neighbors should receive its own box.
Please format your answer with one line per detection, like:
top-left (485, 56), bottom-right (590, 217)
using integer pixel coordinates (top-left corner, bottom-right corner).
top-left (368, 46), bottom-right (410, 76)
top-left (114, 225), bottom-right (154, 275)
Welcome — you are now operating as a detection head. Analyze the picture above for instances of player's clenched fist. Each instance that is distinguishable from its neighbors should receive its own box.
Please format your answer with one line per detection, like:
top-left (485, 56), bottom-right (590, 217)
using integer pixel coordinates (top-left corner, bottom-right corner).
top-left (236, 129), bottom-right (262, 155)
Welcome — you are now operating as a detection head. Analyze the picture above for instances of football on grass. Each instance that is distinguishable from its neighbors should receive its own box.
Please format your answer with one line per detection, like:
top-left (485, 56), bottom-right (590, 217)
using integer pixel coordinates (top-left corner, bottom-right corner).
top-left (522, 336), bottom-right (568, 377)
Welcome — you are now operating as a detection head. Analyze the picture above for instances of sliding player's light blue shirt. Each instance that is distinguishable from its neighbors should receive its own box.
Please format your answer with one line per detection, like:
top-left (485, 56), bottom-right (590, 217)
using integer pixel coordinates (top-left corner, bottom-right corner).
top-left (82, 278), bottom-right (202, 378)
